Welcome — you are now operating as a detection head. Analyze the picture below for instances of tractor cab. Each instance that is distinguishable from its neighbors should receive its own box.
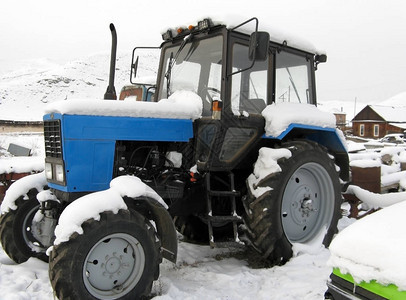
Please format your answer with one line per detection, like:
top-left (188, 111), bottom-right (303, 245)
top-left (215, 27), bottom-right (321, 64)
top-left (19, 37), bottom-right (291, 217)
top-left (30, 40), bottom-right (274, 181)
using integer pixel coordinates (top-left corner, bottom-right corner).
top-left (131, 17), bottom-right (326, 171)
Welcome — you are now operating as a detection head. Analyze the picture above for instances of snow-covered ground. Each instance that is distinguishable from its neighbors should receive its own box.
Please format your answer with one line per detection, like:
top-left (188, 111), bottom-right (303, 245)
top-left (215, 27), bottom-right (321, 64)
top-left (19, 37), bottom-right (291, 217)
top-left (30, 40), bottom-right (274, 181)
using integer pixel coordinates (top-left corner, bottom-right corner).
top-left (2, 132), bottom-right (406, 299)
top-left (0, 233), bottom-right (338, 300)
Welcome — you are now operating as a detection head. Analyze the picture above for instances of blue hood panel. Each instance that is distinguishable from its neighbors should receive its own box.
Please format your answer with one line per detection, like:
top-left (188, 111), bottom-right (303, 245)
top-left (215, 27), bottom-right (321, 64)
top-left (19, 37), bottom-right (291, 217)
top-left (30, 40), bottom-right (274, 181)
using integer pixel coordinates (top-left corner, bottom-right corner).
top-left (43, 114), bottom-right (194, 192)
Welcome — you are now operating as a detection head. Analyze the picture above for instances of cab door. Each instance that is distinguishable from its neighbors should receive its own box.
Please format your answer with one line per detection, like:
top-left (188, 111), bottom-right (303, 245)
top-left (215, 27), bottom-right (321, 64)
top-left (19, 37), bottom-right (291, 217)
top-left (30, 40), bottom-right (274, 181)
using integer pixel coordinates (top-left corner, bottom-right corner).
top-left (213, 33), bottom-right (271, 170)
top-left (195, 33), bottom-right (271, 171)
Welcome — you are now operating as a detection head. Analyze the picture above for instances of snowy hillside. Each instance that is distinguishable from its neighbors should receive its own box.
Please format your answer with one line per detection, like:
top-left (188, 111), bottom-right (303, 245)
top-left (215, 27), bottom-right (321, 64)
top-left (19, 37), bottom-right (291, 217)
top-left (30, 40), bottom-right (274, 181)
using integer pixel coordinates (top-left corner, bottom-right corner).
top-left (380, 91), bottom-right (406, 106)
top-left (0, 52), bottom-right (158, 121)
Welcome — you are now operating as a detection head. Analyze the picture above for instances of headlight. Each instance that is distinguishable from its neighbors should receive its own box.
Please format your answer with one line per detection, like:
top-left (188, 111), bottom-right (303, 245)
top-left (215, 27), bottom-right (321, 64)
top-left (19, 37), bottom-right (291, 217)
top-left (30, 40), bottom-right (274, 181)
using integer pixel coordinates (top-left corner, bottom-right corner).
top-left (45, 163), bottom-right (53, 180)
top-left (55, 164), bottom-right (65, 182)
top-left (44, 159), bottom-right (66, 185)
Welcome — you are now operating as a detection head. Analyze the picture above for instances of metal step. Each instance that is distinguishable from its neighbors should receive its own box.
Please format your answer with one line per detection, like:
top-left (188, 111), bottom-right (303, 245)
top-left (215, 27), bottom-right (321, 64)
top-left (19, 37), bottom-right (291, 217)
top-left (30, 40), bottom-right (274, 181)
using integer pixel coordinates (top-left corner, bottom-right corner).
top-left (208, 190), bottom-right (240, 197)
top-left (208, 215), bottom-right (241, 222)
top-left (209, 240), bottom-right (245, 249)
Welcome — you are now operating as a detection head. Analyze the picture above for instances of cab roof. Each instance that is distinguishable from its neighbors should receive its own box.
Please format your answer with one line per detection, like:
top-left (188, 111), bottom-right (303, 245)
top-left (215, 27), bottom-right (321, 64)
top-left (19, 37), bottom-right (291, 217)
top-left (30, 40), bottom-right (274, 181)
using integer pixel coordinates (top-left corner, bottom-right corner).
top-left (161, 15), bottom-right (325, 55)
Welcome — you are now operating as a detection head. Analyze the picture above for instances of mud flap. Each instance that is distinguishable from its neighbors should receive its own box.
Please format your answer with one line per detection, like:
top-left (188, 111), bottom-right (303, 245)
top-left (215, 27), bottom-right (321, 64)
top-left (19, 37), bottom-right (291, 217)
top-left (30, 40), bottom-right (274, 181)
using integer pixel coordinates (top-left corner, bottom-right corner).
top-left (124, 196), bottom-right (178, 263)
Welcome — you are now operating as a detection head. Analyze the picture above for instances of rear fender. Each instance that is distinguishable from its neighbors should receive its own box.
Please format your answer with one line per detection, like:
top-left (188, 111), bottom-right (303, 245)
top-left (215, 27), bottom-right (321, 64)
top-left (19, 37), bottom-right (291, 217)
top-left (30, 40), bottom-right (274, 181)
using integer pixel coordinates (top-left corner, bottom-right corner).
top-left (124, 196), bottom-right (177, 263)
top-left (263, 124), bottom-right (349, 181)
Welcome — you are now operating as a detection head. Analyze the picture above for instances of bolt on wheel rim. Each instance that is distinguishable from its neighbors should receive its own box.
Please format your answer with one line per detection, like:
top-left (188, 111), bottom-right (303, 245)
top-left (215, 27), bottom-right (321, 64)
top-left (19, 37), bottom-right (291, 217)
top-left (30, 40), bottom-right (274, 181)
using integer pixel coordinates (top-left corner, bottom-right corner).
top-left (83, 233), bottom-right (145, 299)
top-left (281, 162), bottom-right (334, 243)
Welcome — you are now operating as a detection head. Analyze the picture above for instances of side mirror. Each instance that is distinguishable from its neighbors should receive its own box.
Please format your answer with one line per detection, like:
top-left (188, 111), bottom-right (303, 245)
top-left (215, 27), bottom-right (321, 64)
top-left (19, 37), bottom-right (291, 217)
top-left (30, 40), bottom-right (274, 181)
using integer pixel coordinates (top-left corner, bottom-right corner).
top-left (314, 54), bottom-right (327, 70)
top-left (131, 56), bottom-right (139, 82)
top-left (130, 46), bottom-right (160, 84)
top-left (249, 31), bottom-right (269, 61)
top-left (315, 54), bottom-right (327, 63)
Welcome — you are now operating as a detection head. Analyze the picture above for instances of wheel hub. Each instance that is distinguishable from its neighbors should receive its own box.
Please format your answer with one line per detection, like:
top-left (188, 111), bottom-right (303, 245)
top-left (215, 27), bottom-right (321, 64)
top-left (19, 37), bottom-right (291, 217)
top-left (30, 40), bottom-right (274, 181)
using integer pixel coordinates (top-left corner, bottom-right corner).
top-left (288, 186), bottom-right (318, 224)
top-left (300, 195), bottom-right (317, 217)
top-left (105, 255), bottom-right (123, 274)
top-left (83, 233), bottom-right (145, 298)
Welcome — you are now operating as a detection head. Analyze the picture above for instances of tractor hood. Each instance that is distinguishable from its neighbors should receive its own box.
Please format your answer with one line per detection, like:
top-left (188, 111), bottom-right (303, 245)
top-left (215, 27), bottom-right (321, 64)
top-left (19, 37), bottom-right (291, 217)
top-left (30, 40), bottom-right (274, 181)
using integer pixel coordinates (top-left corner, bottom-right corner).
top-left (42, 91), bottom-right (200, 192)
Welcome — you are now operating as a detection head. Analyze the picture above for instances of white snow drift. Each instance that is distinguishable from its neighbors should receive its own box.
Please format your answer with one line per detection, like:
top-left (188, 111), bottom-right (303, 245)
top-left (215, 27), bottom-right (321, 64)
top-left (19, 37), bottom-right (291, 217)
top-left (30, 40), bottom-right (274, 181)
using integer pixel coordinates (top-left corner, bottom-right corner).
top-left (328, 200), bottom-right (406, 290)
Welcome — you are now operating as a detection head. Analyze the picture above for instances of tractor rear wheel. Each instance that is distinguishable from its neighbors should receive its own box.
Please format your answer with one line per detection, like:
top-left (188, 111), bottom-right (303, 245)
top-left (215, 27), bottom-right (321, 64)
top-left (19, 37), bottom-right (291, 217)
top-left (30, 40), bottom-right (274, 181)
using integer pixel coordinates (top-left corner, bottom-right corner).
top-left (49, 209), bottom-right (161, 300)
top-left (243, 141), bottom-right (341, 264)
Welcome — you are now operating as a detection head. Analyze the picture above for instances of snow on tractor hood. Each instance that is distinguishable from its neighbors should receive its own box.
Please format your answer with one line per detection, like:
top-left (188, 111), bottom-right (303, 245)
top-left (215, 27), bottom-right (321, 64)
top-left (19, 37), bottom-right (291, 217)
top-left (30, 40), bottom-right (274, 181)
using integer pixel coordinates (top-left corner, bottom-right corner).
top-left (44, 90), bottom-right (203, 120)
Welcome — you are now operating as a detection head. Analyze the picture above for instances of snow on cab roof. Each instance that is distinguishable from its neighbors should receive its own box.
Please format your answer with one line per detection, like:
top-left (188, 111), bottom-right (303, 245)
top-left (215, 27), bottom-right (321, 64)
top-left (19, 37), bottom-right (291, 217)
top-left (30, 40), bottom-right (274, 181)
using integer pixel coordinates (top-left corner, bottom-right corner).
top-left (162, 14), bottom-right (325, 55)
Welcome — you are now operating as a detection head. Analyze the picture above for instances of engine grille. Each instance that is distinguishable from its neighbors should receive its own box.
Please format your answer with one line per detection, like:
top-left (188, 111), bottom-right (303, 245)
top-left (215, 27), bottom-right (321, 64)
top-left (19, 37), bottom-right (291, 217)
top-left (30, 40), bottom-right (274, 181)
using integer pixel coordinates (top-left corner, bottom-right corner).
top-left (44, 120), bottom-right (63, 158)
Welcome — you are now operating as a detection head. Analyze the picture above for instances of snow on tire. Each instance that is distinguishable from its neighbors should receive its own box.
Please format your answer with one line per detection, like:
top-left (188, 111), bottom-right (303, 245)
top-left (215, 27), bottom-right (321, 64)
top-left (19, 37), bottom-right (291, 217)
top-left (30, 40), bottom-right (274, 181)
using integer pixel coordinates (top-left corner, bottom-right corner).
top-left (49, 209), bottom-right (161, 300)
top-left (243, 140), bottom-right (341, 265)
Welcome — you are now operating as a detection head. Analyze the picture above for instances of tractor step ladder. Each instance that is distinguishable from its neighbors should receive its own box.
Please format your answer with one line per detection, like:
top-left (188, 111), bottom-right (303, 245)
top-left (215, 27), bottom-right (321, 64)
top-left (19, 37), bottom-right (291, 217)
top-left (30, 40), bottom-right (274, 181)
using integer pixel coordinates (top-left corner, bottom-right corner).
top-left (205, 172), bottom-right (243, 248)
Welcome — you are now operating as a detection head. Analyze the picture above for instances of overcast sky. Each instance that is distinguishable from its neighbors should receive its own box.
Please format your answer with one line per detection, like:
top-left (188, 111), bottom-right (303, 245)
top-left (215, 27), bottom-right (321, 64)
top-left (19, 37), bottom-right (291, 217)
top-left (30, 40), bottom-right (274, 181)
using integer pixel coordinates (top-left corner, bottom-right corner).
top-left (1, 0), bottom-right (406, 104)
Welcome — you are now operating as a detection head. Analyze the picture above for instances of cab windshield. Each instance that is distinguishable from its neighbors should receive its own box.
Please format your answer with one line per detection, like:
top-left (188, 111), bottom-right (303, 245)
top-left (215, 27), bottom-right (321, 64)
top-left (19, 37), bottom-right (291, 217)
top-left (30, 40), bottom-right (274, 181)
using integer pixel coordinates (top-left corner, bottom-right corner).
top-left (158, 35), bottom-right (223, 116)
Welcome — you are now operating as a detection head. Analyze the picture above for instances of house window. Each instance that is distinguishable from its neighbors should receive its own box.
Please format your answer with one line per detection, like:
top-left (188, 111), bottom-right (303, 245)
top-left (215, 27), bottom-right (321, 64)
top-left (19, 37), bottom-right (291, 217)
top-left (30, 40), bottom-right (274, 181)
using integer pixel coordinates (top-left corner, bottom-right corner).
top-left (360, 124), bottom-right (365, 136)
top-left (373, 124), bottom-right (379, 137)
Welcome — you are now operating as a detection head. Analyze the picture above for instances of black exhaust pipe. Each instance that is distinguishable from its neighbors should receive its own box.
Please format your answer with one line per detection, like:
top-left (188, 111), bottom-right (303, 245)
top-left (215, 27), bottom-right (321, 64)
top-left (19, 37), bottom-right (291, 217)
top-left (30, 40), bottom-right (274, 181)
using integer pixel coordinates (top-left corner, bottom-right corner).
top-left (104, 23), bottom-right (117, 100)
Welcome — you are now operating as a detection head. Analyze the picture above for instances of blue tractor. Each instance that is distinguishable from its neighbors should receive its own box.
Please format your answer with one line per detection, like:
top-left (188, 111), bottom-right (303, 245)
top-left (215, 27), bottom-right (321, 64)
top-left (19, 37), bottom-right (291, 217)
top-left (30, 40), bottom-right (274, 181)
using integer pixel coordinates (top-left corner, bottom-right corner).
top-left (0, 18), bottom-right (348, 299)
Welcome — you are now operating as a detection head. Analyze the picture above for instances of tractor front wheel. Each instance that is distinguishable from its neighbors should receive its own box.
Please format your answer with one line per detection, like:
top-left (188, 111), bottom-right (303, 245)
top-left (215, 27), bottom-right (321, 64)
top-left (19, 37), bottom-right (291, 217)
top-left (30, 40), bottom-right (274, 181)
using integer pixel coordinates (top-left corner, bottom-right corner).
top-left (0, 189), bottom-right (48, 263)
top-left (49, 209), bottom-right (161, 300)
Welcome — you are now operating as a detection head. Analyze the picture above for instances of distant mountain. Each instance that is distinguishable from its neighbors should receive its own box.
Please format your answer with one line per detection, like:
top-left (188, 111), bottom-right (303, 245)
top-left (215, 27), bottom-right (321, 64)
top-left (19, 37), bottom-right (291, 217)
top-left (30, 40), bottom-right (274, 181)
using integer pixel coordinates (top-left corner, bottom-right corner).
top-left (0, 52), bottom-right (158, 121)
top-left (380, 91), bottom-right (406, 107)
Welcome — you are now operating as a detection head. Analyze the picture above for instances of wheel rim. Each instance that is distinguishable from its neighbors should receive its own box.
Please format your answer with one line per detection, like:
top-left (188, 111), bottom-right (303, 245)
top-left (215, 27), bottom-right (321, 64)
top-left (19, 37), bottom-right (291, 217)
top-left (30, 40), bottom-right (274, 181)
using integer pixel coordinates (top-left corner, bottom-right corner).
top-left (22, 204), bottom-right (46, 253)
top-left (281, 162), bottom-right (335, 243)
top-left (83, 233), bottom-right (145, 299)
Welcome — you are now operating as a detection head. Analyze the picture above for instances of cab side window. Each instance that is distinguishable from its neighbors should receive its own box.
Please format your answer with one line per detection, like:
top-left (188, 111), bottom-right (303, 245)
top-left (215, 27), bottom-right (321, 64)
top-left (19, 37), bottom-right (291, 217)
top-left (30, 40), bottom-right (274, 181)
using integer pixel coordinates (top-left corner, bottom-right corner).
top-left (275, 51), bottom-right (312, 104)
top-left (231, 43), bottom-right (268, 115)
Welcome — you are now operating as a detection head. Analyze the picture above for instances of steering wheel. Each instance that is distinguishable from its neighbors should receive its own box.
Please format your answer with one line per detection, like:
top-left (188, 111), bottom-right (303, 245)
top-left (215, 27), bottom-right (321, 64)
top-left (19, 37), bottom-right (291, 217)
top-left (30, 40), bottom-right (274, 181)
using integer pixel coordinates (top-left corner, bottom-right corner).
top-left (200, 87), bottom-right (221, 102)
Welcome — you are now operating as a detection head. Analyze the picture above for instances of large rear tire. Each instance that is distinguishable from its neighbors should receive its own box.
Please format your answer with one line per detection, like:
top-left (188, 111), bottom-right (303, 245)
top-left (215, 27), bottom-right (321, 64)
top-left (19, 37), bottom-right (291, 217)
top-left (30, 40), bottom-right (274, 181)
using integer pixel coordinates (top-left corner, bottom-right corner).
top-left (49, 209), bottom-right (161, 300)
top-left (243, 141), bottom-right (342, 264)
top-left (0, 188), bottom-right (48, 263)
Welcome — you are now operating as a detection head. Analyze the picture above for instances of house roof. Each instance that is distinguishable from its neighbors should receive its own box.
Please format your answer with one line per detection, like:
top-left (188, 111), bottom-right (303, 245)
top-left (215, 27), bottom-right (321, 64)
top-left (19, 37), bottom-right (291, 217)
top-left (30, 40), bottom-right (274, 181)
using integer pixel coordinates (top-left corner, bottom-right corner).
top-left (370, 105), bottom-right (406, 122)
top-left (354, 105), bottom-right (406, 123)
top-left (389, 122), bottom-right (406, 129)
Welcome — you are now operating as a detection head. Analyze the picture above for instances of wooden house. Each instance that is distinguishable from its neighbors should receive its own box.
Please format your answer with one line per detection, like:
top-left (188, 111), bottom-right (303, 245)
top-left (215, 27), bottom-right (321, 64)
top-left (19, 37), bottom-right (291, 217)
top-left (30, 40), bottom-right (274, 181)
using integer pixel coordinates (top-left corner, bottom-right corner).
top-left (352, 105), bottom-right (406, 138)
